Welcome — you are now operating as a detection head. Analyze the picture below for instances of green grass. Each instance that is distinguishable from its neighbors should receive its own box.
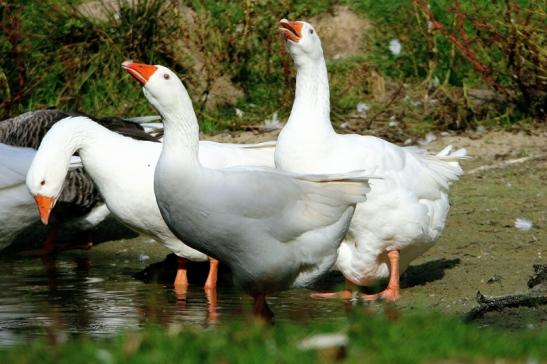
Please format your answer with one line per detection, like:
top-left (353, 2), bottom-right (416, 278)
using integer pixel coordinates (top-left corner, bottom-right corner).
top-left (1, 310), bottom-right (545, 363)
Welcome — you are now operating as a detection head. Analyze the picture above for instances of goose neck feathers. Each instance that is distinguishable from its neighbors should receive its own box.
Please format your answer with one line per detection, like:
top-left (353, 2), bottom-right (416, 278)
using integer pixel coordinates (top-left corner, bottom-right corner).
top-left (137, 67), bottom-right (200, 160)
top-left (291, 58), bottom-right (331, 124)
top-left (26, 116), bottom-right (129, 200)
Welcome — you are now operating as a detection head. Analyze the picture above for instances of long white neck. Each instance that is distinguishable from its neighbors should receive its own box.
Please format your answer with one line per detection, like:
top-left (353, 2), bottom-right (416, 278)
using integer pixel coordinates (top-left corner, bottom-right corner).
top-left (286, 57), bottom-right (334, 134)
top-left (38, 116), bottom-right (139, 178)
top-left (33, 117), bottom-right (128, 192)
top-left (150, 92), bottom-right (200, 167)
top-left (38, 117), bottom-right (104, 167)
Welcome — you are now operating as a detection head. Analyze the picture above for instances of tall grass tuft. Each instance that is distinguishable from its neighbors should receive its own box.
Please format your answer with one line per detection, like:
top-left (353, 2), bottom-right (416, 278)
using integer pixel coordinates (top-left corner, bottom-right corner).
top-left (0, 0), bottom-right (181, 119)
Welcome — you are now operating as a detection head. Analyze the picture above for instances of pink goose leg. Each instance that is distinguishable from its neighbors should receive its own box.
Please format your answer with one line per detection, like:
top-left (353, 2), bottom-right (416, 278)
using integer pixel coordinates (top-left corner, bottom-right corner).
top-left (204, 257), bottom-right (219, 290)
top-left (174, 257), bottom-right (189, 288)
top-left (361, 250), bottom-right (401, 301)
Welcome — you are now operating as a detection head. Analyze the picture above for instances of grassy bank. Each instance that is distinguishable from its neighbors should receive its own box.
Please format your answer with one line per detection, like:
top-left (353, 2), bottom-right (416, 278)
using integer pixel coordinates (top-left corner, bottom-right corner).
top-left (1, 1), bottom-right (544, 135)
top-left (1, 310), bottom-right (545, 363)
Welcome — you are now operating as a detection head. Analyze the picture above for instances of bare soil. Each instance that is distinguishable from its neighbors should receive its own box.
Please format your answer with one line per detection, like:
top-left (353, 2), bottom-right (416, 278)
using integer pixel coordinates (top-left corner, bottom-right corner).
top-left (309, 6), bottom-right (370, 60)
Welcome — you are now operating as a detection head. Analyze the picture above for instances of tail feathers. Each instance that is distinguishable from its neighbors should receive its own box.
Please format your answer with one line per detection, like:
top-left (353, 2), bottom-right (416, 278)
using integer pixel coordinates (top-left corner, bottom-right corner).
top-left (421, 145), bottom-right (469, 188)
top-left (315, 180), bottom-right (371, 205)
top-left (296, 170), bottom-right (374, 205)
top-left (139, 122), bottom-right (164, 140)
top-left (298, 179), bottom-right (369, 225)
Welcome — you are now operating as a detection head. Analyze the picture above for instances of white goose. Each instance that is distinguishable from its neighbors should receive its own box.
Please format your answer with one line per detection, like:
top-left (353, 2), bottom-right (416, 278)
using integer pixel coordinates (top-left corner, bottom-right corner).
top-left (26, 114), bottom-right (275, 290)
top-left (276, 19), bottom-right (467, 300)
top-left (0, 109), bottom-right (147, 253)
top-left (123, 61), bottom-right (371, 318)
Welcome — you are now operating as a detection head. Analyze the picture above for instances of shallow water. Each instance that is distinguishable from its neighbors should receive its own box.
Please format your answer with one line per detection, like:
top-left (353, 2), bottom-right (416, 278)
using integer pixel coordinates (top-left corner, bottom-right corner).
top-left (0, 237), bottom-right (348, 347)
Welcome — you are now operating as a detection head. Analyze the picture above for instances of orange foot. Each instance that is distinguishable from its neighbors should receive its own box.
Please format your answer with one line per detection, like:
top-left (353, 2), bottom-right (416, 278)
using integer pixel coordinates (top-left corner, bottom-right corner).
top-left (310, 290), bottom-right (354, 299)
top-left (311, 279), bottom-right (359, 299)
top-left (361, 287), bottom-right (400, 301)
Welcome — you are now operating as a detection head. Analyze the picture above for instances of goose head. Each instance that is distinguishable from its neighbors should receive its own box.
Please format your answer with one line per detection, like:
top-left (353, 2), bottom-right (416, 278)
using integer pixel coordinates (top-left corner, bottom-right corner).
top-left (122, 60), bottom-right (192, 115)
top-left (26, 154), bottom-right (67, 224)
top-left (279, 19), bottom-right (324, 66)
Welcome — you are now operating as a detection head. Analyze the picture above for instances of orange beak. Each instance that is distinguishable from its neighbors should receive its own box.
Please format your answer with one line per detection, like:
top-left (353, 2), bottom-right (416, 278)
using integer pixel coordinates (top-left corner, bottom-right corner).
top-left (279, 19), bottom-right (303, 43)
top-left (122, 60), bottom-right (158, 85)
top-left (34, 194), bottom-right (56, 225)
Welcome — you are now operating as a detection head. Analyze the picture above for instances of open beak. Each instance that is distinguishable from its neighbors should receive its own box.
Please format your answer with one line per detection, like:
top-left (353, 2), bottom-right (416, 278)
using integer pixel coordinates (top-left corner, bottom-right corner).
top-left (34, 194), bottom-right (56, 225)
top-left (122, 60), bottom-right (158, 86)
top-left (279, 19), bottom-right (303, 43)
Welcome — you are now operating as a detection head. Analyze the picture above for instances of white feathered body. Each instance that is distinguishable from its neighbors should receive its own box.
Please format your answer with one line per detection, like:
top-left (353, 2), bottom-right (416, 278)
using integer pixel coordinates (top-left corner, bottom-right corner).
top-left (276, 129), bottom-right (465, 285)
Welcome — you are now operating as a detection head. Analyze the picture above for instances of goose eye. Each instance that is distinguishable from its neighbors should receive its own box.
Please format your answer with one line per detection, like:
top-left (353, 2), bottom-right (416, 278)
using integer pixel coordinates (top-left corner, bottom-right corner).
top-left (40, 180), bottom-right (45, 186)
top-left (163, 74), bottom-right (170, 80)
top-left (309, 29), bottom-right (314, 34)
